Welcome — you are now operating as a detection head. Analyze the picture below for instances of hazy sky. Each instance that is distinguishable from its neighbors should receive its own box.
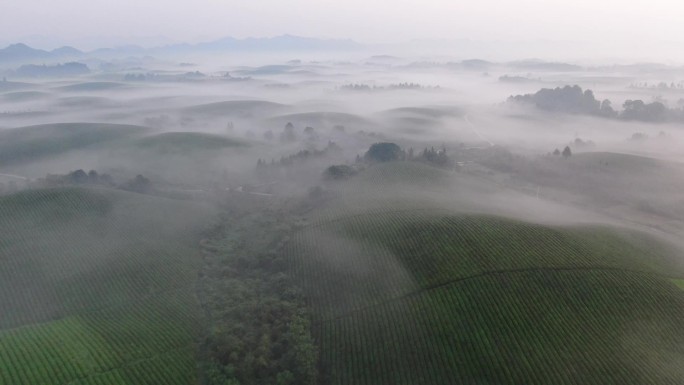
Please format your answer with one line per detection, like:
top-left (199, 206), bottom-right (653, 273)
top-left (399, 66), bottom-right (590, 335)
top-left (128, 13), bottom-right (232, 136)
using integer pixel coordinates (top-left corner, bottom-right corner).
top-left (2, 0), bottom-right (683, 50)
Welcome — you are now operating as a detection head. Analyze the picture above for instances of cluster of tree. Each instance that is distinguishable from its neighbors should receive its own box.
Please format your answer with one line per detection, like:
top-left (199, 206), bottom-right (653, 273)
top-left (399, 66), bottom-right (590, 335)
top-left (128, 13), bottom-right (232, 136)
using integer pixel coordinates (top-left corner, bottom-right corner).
top-left (508, 85), bottom-right (616, 117)
top-left (364, 142), bottom-right (404, 162)
top-left (123, 71), bottom-right (214, 82)
top-left (123, 174), bottom-right (151, 193)
top-left (361, 142), bottom-right (455, 168)
top-left (15, 62), bottom-right (89, 77)
top-left (263, 122), bottom-right (320, 143)
top-left (355, 129), bottom-right (384, 139)
top-left (340, 83), bottom-right (373, 91)
top-left (339, 83), bottom-right (437, 92)
top-left (572, 137), bottom-right (595, 149)
top-left (408, 146), bottom-right (455, 168)
top-left (222, 72), bottom-right (252, 82)
top-left (200, 204), bottom-right (318, 385)
top-left (323, 164), bottom-right (357, 180)
top-left (551, 146), bottom-right (572, 157)
top-left (629, 132), bottom-right (649, 141)
top-left (510, 85), bottom-right (684, 122)
top-left (629, 81), bottom-right (684, 89)
top-left (321, 143), bottom-right (458, 182)
top-left (43, 169), bottom-right (113, 186)
top-left (498, 75), bottom-right (539, 83)
top-left (183, 70), bottom-right (206, 78)
top-left (387, 82), bottom-right (439, 90)
top-left (620, 99), bottom-right (669, 122)
top-left (256, 141), bottom-right (342, 170)
top-left (40, 169), bottom-right (151, 193)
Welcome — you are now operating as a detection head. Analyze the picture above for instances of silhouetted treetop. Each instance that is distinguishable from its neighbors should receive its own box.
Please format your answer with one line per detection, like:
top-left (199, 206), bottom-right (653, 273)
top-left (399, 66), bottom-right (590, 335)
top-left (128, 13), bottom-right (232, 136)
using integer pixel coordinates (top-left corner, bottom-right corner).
top-left (509, 85), bottom-right (611, 115)
top-left (509, 85), bottom-right (684, 122)
top-left (364, 142), bottom-right (403, 162)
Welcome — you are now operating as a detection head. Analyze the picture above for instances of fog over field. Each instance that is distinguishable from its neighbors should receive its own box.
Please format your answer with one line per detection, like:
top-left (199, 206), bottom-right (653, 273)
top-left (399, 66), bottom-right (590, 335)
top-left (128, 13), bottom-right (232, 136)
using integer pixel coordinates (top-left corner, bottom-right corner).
top-left (1, 2), bottom-right (684, 385)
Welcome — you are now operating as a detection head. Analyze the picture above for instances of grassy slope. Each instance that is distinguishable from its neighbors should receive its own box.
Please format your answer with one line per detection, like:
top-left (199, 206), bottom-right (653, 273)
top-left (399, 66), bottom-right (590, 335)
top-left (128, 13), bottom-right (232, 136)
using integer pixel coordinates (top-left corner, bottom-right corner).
top-left (136, 131), bottom-right (248, 153)
top-left (56, 82), bottom-right (127, 92)
top-left (0, 187), bottom-right (212, 385)
top-left (511, 151), bottom-right (684, 222)
top-left (286, 162), bottom-right (684, 385)
top-left (0, 123), bottom-right (148, 165)
top-left (2, 91), bottom-right (51, 102)
top-left (291, 211), bottom-right (684, 319)
top-left (316, 270), bottom-right (683, 385)
top-left (183, 100), bottom-right (289, 117)
top-left (266, 111), bottom-right (373, 128)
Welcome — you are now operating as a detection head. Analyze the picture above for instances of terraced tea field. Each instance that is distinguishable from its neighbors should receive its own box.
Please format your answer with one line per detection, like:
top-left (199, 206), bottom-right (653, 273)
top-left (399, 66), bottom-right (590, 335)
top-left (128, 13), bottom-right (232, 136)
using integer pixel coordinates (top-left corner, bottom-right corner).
top-left (0, 187), bottom-right (211, 385)
top-left (286, 209), bottom-right (684, 385)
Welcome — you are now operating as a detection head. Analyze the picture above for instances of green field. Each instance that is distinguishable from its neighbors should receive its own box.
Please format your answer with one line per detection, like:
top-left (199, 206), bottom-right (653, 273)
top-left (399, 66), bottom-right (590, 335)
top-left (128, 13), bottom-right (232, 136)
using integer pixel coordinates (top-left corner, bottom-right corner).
top-left (286, 200), bottom-right (684, 383)
top-left (1, 91), bottom-right (52, 102)
top-left (314, 270), bottom-right (683, 385)
top-left (0, 187), bottom-right (212, 385)
top-left (0, 123), bottom-right (148, 165)
top-left (183, 100), bottom-right (289, 117)
top-left (136, 132), bottom-right (248, 153)
top-left (266, 111), bottom-right (373, 128)
top-left (673, 279), bottom-right (684, 290)
top-left (56, 82), bottom-right (128, 92)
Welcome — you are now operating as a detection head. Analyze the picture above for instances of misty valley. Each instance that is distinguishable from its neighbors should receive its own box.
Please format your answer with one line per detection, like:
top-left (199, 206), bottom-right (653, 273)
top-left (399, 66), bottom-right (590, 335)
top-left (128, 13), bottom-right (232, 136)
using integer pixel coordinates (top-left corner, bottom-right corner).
top-left (0, 44), bottom-right (683, 385)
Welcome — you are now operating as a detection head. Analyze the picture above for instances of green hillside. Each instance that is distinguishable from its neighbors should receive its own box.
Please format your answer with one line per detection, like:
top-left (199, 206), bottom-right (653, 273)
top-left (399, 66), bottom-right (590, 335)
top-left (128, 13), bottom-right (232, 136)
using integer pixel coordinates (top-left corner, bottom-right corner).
top-left (183, 100), bottom-right (289, 117)
top-left (285, 208), bottom-right (684, 384)
top-left (0, 123), bottom-right (148, 165)
top-left (56, 82), bottom-right (128, 92)
top-left (2, 91), bottom-right (51, 102)
top-left (0, 187), bottom-right (212, 385)
top-left (136, 131), bottom-right (248, 153)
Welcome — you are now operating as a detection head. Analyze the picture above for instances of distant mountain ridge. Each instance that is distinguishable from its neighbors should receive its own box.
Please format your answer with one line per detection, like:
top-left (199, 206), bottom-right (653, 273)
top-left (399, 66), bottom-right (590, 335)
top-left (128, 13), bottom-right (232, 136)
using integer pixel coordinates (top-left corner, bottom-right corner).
top-left (0, 35), bottom-right (362, 64)
top-left (160, 34), bottom-right (361, 52)
top-left (0, 43), bottom-right (83, 63)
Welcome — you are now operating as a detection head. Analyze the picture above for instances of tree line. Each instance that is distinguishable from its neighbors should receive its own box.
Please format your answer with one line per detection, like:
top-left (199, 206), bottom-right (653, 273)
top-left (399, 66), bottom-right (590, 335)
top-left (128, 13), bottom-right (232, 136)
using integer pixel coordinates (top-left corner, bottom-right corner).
top-left (509, 85), bottom-right (684, 123)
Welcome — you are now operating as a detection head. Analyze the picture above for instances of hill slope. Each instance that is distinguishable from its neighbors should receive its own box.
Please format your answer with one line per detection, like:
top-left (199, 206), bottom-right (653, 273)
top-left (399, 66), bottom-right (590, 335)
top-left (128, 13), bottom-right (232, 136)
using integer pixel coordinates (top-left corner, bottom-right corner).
top-left (285, 183), bottom-right (684, 384)
top-left (0, 187), bottom-right (212, 385)
top-left (0, 123), bottom-right (148, 165)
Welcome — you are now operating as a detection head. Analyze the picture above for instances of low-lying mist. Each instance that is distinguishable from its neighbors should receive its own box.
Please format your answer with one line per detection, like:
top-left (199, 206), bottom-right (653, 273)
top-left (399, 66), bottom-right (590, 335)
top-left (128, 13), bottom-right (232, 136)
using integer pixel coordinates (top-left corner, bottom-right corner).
top-left (2, 51), bottom-right (684, 244)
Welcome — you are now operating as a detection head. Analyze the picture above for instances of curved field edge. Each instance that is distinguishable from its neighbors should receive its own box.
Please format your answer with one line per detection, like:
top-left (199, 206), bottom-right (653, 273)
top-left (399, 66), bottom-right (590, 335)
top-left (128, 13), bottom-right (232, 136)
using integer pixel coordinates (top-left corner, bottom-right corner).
top-left (314, 269), bottom-right (684, 385)
top-left (286, 210), bottom-right (684, 318)
top-left (283, 210), bottom-right (684, 384)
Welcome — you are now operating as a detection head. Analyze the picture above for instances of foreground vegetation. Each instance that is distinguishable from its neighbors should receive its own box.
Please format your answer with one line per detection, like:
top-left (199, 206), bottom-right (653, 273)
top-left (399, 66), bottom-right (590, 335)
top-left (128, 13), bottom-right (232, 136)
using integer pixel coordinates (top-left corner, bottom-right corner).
top-left (0, 187), bottom-right (211, 385)
top-left (285, 205), bottom-right (684, 384)
top-left (2, 64), bottom-right (684, 385)
top-left (198, 195), bottom-right (318, 385)
top-left (316, 270), bottom-right (683, 385)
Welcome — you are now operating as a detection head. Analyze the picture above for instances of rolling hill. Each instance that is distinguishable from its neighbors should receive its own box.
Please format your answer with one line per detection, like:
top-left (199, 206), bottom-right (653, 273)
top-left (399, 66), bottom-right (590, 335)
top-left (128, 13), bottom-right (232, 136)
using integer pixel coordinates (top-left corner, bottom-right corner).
top-left (266, 111), bottom-right (375, 129)
top-left (0, 123), bottom-right (148, 165)
top-left (56, 82), bottom-right (128, 92)
top-left (286, 210), bottom-right (684, 385)
top-left (135, 131), bottom-right (248, 153)
top-left (0, 187), bottom-right (213, 385)
top-left (183, 100), bottom-right (290, 118)
top-left (281, 161), bottom-right (684, 385)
